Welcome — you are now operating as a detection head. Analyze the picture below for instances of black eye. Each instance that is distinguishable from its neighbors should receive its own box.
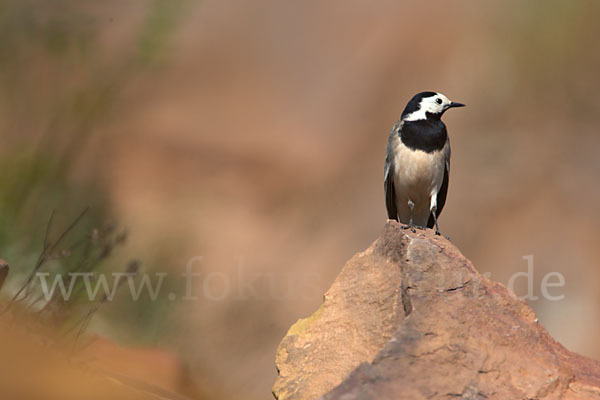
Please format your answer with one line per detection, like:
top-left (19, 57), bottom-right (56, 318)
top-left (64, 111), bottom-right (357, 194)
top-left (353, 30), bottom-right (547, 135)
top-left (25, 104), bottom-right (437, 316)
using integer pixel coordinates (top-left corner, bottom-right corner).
top-left (436, 98), bottom-right (442, 105)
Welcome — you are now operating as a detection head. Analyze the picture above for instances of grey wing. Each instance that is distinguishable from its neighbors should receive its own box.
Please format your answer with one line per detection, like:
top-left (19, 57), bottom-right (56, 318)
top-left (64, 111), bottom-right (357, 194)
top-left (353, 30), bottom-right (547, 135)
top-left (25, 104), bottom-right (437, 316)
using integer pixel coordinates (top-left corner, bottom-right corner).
top-left (384, 159), bottom-right (398, 220)
top-left (427, 146), bottom-right (450, 228)
top-left (384, 129), bottom-right (399, 221)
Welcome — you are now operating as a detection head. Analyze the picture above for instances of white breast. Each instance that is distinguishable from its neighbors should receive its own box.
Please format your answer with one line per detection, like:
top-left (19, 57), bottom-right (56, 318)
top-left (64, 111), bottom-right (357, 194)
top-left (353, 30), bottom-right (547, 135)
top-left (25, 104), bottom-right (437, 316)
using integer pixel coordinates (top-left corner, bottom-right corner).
top-left (392, 138), bottom-right (448, 226)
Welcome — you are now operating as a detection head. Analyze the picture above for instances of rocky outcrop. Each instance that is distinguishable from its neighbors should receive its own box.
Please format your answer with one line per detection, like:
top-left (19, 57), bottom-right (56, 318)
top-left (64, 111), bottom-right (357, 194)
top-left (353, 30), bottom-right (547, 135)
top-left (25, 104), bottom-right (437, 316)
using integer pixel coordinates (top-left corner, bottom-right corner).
top-left (273, 221), bottom-right (600, 400)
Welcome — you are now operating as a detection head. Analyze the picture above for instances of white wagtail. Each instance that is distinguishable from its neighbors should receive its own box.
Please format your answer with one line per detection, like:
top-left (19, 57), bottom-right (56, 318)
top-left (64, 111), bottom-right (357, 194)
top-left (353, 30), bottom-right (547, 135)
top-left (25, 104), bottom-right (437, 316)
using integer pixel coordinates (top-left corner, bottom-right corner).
top-left (384, 91), bottom-right (465, 235)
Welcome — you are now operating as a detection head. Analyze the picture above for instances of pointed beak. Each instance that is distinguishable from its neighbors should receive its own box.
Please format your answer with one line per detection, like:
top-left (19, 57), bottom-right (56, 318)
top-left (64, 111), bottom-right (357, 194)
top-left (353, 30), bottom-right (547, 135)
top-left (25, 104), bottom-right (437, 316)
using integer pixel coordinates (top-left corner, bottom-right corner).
top-left (447, 101), bottom-right (465, 109)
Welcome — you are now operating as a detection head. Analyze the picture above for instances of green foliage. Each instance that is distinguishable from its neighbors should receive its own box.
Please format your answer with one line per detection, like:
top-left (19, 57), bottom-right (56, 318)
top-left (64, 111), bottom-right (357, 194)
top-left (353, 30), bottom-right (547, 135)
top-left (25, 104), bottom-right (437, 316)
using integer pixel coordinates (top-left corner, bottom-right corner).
top-left (138, 0), bottom-right (186, 66)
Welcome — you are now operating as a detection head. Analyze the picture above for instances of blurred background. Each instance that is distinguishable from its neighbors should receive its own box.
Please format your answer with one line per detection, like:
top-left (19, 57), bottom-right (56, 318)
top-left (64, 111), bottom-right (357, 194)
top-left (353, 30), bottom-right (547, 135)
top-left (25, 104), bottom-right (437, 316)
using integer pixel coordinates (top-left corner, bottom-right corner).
top-left (1, 0), bottom-right (599, 398)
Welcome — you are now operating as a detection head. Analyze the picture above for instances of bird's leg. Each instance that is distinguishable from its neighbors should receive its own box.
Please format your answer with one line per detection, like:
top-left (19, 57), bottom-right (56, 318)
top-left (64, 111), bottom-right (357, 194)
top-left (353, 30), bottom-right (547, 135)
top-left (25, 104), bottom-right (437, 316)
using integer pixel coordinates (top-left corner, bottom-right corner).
top-left (407, 200), bottom-right (416, 233)
top-left (431, 206), bottom-right (441, 236)
top-left (400, 200), bottom-right (416, 233)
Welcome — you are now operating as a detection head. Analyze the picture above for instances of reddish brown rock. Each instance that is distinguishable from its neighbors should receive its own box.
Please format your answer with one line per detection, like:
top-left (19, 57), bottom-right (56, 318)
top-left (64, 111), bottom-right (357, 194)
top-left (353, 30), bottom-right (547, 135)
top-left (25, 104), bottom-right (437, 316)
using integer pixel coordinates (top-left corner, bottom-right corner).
top-left (273, 223), bottom-right (407, 400)
top-left (79, 336), bottom-right (185, 394)
top-left (273, 221), bottom-right (600, 400)
top-left (0, 315), bottom-right (191, 400)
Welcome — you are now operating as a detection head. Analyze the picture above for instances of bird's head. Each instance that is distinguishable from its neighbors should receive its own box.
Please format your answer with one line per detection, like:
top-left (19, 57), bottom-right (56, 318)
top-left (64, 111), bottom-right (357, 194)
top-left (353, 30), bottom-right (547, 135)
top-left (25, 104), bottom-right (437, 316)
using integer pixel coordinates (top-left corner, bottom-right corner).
top-left (401, 91), bottom-right (465, 121)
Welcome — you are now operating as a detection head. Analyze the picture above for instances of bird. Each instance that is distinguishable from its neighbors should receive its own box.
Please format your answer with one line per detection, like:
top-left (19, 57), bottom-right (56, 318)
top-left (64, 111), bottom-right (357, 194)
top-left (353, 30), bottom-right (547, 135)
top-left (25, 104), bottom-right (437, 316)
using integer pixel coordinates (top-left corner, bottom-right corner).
top-left (384, 91), bottom-right (465, 235)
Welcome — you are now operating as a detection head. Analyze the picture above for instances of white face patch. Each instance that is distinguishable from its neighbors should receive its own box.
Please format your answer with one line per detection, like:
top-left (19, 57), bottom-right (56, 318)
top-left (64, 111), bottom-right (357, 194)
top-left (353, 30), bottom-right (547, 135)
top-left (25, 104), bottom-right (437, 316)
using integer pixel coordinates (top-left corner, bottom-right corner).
top-left (404, 93), bottom-right (453, 121)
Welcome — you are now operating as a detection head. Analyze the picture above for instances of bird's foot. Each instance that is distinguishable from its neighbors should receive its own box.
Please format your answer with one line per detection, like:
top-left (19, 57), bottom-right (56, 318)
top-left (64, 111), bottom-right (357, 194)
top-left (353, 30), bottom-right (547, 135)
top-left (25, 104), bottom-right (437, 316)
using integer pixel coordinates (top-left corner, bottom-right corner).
top-left (400, 224), bottom-right (416, 233)
top-left (431, 226), bottom-right (449, 238)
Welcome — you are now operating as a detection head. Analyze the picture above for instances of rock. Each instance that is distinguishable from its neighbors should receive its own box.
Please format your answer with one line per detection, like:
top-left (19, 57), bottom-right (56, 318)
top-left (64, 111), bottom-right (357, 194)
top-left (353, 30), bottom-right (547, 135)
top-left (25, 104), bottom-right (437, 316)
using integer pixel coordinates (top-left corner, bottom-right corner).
top-left (273, 221), bottom-right (600, 400)
top-left (0, 314), bottom-right (191, 400)
top-left (78, 335), bottom-right (186, 395)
